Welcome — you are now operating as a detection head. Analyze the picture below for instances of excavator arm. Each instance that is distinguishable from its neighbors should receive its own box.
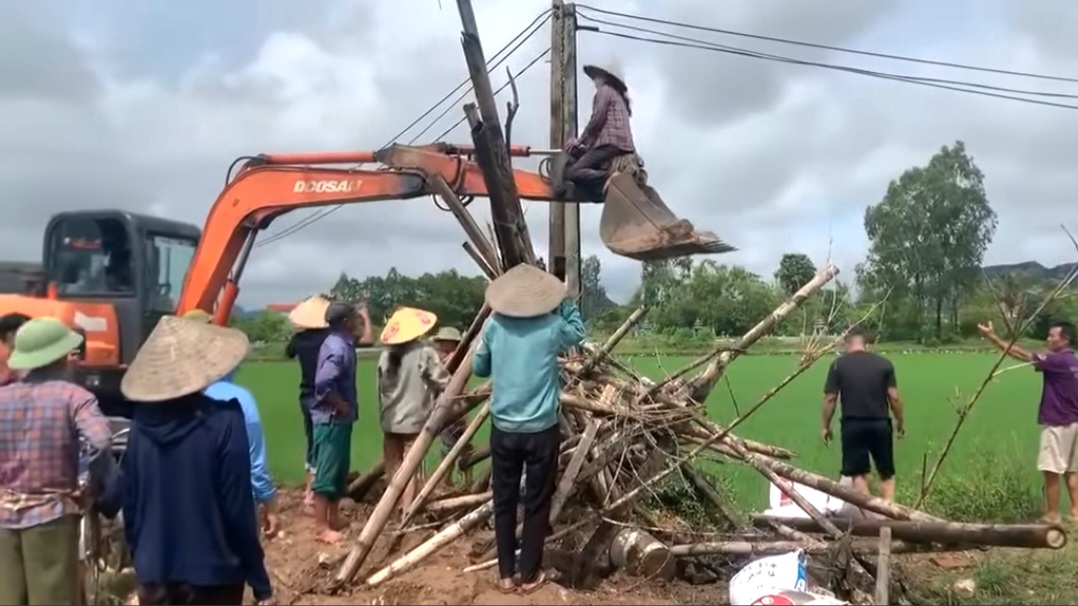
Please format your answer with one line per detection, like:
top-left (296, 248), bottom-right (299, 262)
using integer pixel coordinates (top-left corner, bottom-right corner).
top-left (176, 143), bottom-right (732, 321)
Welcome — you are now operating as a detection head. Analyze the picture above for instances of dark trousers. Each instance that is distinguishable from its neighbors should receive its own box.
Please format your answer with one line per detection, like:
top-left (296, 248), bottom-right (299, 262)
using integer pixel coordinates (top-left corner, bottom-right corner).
top-left (565, 144), bottom-right (625, 185)
top-left (301, 396), bottom-right (316, 471)
top-left (490, 424), bottom-right (561, 582)
top-left (137, 583), bottom-right (245, 605)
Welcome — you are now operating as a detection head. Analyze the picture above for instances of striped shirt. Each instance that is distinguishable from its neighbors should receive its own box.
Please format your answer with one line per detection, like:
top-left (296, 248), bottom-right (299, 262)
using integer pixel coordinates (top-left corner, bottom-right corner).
top-left (581, 84), bottom-right (635, 152)
top-left (0, 373), bottom-right (112, 528)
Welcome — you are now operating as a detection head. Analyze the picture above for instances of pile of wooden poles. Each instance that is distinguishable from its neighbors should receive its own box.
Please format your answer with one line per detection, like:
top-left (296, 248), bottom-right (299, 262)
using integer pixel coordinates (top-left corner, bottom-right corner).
top-left (323, 256), bottom-right (1068, 602)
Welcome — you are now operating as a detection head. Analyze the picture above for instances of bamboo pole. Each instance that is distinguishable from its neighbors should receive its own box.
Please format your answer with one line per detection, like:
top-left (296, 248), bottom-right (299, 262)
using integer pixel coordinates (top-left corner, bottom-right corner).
top-left (365, 501), bottom-right (494, 587)
top-left (681, 263), bottom-right (839, 402)
top-left (401, 401), bottom-right (491, 526)
top-left (752, 516), bottom-right (1067, 549)
top-left (334, 340), bottom-right (481, 585)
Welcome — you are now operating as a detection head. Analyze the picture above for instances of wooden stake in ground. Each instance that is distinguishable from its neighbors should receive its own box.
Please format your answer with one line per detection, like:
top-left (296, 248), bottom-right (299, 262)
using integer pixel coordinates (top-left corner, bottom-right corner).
top-left (875, 527), bottom-right (892, 605)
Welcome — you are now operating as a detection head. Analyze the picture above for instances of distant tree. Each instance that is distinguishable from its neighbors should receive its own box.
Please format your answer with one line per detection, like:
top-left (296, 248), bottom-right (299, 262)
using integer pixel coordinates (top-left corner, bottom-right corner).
top-left (774, 253), bottom-right (817, 296)
top-left (580, 255), bottom-right (616, 320)
top-left (860, 141), bottom-right (997, 340)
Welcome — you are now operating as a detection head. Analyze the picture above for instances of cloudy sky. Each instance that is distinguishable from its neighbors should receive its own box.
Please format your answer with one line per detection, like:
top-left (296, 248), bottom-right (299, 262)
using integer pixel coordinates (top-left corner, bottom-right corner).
top-left (3, 0), bottom-right (1077, 308)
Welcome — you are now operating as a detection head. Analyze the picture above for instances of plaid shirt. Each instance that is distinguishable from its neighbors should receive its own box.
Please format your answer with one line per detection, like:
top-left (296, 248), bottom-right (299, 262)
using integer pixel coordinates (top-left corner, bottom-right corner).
top-left (581, 84), bottom-right (635, 152)
top-left (0, 374), bottom-right (112, 529)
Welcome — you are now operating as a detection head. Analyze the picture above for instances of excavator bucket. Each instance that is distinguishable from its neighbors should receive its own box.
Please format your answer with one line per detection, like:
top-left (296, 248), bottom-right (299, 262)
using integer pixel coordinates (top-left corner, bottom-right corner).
top-left (599, 172), bottom-right (736, 261)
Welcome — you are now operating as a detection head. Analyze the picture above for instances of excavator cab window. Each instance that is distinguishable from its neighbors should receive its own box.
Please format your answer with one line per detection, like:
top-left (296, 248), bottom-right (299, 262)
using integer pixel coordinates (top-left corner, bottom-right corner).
top-left (48, 217), bottom-right (135, 297)
top-left (144, 234), bottom-right (196, 313)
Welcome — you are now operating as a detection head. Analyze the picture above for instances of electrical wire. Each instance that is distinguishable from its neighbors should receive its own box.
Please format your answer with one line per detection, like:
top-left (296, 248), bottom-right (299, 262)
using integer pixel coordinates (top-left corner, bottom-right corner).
top-left (576, 4), bottom-right (1078, 85)
top-left (578, 17), bottom-right (1078, 111)
top-left (433, 46), bottom-right (552, 142)
top-left (254, 8), bottom-right (552, 249)
top-left (579, 12), bottom-right (1078, 101)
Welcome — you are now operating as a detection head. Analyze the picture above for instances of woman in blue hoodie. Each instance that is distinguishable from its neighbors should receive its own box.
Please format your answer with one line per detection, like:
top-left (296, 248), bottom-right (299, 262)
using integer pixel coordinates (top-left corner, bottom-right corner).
top-left (119, 315), bottom-right (274, 605)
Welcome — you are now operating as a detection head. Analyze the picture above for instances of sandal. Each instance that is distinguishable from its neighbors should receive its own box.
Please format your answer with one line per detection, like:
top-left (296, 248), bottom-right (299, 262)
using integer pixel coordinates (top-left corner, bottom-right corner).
top-left (496, 577), bottom-right (516, 594)
top-left (519, 571), bottom-right (548, 595)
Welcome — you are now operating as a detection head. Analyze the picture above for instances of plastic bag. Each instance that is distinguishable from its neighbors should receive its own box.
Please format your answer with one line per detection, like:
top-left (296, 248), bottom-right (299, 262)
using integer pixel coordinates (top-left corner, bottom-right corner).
top-left (728, 550), bottom-right (809, 605)
top-left (749, 589), bottom-right (848, 605)
top-left (762, 479), bottom-right (847, 519)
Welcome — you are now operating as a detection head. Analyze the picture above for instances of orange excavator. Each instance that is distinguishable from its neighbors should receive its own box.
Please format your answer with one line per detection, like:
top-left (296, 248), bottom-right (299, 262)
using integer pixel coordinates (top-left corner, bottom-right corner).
top-left (0, 143), bottom-right (733, 415)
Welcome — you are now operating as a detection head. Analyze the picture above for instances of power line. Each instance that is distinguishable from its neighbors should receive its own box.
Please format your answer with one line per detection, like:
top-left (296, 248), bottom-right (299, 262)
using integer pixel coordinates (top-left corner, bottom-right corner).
top-left (578, 17), bottom-right (1078, 111)
top-left (579, 12), bottom-right (1078, 101)
top-left (576, 4), bottom-right (1078, 85)
top-left (255, 9), bottom-right (552, 249)
top-left (434, 47), bottom-right (552, 141)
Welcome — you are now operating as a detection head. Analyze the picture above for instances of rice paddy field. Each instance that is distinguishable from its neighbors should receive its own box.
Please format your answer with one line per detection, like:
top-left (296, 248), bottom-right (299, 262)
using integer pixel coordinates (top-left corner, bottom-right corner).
top-left (238, 352), bottom-right (1046, 522)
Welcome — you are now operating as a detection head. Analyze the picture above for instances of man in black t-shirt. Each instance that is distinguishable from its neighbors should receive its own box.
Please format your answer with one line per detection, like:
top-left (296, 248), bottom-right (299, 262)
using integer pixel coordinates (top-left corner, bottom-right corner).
top-left (822, 327), bottom-right (906, 501)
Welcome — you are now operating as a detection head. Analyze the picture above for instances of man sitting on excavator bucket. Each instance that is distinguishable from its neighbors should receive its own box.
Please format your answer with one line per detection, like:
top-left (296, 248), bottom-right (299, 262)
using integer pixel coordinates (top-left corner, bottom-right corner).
top-left (559, 61), bottom-right (637, 200)
top-left (553, 60), bottom-right (736, 261)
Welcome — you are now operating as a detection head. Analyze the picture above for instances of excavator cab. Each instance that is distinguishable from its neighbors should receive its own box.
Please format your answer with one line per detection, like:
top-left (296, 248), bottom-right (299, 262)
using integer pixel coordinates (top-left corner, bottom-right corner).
top-left (36, 211), bottom-right (200, 414)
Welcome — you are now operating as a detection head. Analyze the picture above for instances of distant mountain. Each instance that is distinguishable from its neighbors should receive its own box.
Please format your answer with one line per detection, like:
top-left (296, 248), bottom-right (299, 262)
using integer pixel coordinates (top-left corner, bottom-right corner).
top-left (983, 261), bottom-right (1076, 281)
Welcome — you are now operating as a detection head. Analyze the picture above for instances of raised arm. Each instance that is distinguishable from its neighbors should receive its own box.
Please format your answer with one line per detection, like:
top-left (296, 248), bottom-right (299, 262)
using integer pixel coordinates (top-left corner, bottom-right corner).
top-left (978, 322), bottom-right (1034, 362)
top-left (556, 299), bottom-right (585, 351)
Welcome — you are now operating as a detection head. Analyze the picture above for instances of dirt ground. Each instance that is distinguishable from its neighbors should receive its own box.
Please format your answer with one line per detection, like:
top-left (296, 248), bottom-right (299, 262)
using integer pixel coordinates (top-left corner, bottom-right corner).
top-left (260, 490), bottom-right (729, 606)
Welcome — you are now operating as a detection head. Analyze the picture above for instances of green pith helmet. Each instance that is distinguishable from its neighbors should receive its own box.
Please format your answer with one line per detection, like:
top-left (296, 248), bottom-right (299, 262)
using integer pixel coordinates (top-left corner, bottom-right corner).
top-left (432, 326), bottom-right (462, 343)
top-left (7, 317), bottom-right (84, 371)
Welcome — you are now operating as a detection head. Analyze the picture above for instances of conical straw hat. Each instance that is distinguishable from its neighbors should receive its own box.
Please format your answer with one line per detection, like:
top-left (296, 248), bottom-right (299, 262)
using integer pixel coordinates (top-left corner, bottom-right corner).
top-left (380, 307), bottom-right (438, 346)
top-left (121, 315), bottom-right (250, 402)
top-left (485, 263), bottom-right (566, 318)
top-left (583, 59), bottom-right (627, 91)
top-left (289, 295), bottom-right (332, 330)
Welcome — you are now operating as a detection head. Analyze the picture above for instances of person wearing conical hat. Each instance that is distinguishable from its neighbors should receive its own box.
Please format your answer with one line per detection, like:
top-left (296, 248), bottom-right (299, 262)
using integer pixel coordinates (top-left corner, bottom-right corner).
top-left (377, 307), bottom-right (449, 516)
top-left (284, 295), bottom-right (333, 510)
top-left (119, 316), bottom-right (275, 605)
top-left (310, 300), bottom-right (373, 544)
top-left (0, 317), bottom-right (113, 605)
top-left (472, 263), bottom-right (585, 594)
top-left (560, 60), bottom-right (636, 198)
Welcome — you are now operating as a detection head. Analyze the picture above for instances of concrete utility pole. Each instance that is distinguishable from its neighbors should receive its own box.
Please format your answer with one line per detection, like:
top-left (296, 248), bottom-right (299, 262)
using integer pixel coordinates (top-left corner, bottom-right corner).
top-left (548, 0), bottom-right (581, 299)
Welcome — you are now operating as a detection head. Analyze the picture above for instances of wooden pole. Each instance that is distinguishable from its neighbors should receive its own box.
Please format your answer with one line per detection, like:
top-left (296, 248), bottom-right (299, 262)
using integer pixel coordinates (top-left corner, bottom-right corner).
top-left (561, 3), bottom-right (581, 299)
top-left (875, 526), bottom-right (892, 605)
top-left (456, 0), bottom-right (534, 267)
top-left (334, 341), bottom-right (481, 585)
top-left (752, 516), bottom-right (1067, 549)
top-left (548, 0), bottom-right (566, 279)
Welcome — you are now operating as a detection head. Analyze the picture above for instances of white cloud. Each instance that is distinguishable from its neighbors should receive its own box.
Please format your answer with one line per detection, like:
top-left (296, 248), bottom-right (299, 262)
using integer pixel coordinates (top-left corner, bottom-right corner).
top-left (1, 0), bottom-right (1076, 311)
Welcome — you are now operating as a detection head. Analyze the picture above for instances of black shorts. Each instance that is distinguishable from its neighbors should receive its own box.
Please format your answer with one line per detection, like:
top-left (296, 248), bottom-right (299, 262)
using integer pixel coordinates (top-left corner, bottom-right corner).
top-left (840, 418), bottom-right (895, 480)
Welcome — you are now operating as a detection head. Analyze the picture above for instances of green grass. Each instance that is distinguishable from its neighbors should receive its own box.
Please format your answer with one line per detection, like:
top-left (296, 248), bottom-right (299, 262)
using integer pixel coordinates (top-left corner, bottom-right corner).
top-left (237, 352), bottom-right (1046, 521)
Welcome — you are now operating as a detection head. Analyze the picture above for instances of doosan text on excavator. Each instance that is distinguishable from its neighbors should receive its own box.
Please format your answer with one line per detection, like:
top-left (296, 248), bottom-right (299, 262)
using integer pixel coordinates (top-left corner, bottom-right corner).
top-left (0, 142), bottom-right (733, 416)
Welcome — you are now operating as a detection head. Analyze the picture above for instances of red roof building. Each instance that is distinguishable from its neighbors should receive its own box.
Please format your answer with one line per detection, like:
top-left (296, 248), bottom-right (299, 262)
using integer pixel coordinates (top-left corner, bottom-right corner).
top-left (265, 303), bottom-right (297, 314)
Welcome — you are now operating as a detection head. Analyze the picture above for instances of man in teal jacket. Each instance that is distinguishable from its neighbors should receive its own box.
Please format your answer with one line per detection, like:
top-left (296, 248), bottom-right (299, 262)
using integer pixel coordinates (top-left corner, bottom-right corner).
top-left (473, 263), bottom-right (585, 594)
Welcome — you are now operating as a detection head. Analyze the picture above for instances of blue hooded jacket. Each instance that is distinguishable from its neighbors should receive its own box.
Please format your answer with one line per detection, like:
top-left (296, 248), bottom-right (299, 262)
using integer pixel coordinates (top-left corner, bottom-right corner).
top-left (205, 369), bottom-right (277, 504)
top-left (122, 393), bottom-right (272, 600)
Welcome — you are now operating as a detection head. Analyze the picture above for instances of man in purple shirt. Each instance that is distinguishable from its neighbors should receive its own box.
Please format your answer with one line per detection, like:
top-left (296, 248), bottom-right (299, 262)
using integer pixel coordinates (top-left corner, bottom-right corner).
top-left (311, 301), bottom-right (372, 543)
top-left (980, 319), bottom-right (1078, 522)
